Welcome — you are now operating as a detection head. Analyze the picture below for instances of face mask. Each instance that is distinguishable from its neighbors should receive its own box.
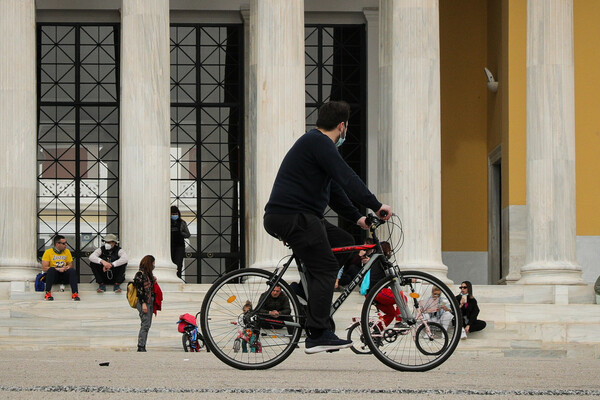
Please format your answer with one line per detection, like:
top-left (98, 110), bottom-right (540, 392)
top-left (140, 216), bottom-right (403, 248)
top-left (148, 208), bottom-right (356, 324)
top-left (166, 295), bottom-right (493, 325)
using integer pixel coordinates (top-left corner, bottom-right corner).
top-left (336, 128), bottom-right (346, 148)
top-left (104, 243), bottom-right (113, 250)
top-left (171, 215), bottom-right (179, 221)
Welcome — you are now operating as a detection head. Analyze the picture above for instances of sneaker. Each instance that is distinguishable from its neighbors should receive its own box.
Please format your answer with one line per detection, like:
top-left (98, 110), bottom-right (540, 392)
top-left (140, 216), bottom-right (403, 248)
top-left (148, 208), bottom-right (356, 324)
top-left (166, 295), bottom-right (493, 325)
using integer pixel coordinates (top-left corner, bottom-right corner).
top-left (97, 284), bottom-right (106, 293)
top-left (393, 321), bottom-right (410, 330)
top-left (44, 291), bottom-right (54, 301)
top-left (72, 293), bottom-right (80, 301)
top-left (460, 328), bottom-right (467, 340)
top-left (304, 330), bottom-right (352, 354)
top-left (114, 284), bottom-right (122, 293)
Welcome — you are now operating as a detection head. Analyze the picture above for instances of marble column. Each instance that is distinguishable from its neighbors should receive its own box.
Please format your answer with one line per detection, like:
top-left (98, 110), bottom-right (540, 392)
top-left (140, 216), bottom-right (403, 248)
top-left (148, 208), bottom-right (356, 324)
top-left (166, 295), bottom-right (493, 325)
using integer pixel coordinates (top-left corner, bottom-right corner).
top-left (378, 0), bottom-right (450, 283)
top-left (363, 7), bottom-right (379, 193)
top-left (0, 0), bottom-right (38, 282)
top-left (517, 0), bottom-right (584, 285)
top-left (120, 0), bottom-right (178, 282)
top-left (246, 0), bottom-right (305, 275)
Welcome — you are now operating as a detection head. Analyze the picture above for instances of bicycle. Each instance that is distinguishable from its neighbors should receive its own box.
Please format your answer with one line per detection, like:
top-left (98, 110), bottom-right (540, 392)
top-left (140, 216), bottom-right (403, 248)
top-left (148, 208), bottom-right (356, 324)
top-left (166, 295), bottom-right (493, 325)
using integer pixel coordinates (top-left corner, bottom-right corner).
top-left (347, 310), bottom-right (450, 357)
top-left (200, 214), bottom-right (462, 370)
top-left (179, 312), bottom-right (208, 352)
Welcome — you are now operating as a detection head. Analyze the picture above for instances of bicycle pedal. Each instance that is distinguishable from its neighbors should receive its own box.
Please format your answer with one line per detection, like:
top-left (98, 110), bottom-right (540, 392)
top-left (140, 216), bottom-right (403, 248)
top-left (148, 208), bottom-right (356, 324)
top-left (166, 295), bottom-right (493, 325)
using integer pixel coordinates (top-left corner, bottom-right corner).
top-left (326, 349), bottom-right (340, 353)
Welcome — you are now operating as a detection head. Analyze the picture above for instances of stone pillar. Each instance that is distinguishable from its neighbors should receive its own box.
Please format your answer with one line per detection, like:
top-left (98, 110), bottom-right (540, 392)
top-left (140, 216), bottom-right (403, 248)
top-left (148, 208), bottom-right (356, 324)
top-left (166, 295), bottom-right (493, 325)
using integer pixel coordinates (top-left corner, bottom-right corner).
top-left (517, 0), bottom-right (584, 285)
top-left (363, 7), bottom-right (379, 192)
top-left (0, 0), bottom-right (38, 282)
top-left (246, 0), bottom-right (305, 275)
top-left (120, 0), bottom-right (178, 282)
top-left (378, 0), bottom-right (450, 283)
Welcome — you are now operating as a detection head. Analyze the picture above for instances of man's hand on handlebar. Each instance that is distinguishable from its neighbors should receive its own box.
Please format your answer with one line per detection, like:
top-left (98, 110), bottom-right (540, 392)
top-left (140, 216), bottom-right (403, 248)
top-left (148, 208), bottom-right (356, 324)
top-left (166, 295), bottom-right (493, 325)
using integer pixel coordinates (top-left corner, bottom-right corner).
top-left (356, 216), bottom-right (369, 230)
top-left (377, 204), bottom-right (392, 221)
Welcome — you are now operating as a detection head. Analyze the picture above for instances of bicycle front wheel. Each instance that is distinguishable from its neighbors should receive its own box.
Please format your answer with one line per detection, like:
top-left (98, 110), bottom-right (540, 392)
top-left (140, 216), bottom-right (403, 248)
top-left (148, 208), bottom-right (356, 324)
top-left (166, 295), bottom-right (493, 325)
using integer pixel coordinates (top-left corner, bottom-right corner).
top-left (200, 268), bottom-right (303, 370)
top-left (360, 270), bottom-right (461, 372)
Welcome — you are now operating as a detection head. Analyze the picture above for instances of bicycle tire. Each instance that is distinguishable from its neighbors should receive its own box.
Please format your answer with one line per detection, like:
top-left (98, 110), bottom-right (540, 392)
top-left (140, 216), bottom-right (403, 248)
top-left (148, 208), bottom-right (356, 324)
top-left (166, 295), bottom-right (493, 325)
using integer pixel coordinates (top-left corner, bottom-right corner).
top-left (415, 321), bottom-right (448, 356)
top-left (347, 322), bottom-right (371, 355)
top-left (200, 268), bottom-right (303, 370)
top-left (182, 334), bottom-right (190, 352)
top-left (360, 270), bottom-right (461, 372)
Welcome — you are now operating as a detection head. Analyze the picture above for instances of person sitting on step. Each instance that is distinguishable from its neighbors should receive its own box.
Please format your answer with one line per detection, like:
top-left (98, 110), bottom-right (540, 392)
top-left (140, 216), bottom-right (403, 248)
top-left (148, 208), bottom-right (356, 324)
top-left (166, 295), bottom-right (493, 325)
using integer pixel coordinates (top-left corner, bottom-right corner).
top-left (456, 280), bottom-right (486, 339)
top-left (41, 234), bottom-right (80, 301)
top-left (89, 234), bottom-right (128, 293)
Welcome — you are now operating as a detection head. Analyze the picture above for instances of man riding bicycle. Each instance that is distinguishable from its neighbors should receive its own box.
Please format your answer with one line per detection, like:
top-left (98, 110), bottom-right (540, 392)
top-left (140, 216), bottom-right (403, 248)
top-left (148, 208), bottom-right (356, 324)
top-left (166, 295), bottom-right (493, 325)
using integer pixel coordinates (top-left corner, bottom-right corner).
top-left (264, 100), bottom-right (392, 354)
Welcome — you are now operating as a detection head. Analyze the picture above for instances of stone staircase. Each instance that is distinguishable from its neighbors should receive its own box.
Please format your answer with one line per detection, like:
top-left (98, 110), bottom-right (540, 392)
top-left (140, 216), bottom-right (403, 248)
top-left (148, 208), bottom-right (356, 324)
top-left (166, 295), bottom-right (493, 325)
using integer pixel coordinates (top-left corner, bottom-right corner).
top-left (0, 282), bottom-right (598, 358)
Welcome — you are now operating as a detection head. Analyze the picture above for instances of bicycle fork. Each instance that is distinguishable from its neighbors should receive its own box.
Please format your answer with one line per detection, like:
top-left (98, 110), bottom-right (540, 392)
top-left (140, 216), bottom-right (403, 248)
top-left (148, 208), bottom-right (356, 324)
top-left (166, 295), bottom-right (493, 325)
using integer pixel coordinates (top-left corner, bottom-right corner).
top-left (389, 277), bottom-right (417, 325)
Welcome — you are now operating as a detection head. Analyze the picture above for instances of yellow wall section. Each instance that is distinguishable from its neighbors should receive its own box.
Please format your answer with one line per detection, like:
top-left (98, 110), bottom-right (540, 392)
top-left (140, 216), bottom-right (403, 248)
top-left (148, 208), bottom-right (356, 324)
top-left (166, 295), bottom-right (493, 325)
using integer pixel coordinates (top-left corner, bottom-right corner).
top-left (574, 0), bottom-right (600, 235)
top-left (506, 0), bottom-right (527, 208)
top-left (440, 0), bottom-right (488, 251)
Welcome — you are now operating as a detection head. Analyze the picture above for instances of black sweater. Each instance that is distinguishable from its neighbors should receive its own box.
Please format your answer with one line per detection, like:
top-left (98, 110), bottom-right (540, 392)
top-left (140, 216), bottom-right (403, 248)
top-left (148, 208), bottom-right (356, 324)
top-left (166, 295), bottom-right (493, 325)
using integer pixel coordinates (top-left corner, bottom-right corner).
top-left (265, 129), bottom-right (382, 222)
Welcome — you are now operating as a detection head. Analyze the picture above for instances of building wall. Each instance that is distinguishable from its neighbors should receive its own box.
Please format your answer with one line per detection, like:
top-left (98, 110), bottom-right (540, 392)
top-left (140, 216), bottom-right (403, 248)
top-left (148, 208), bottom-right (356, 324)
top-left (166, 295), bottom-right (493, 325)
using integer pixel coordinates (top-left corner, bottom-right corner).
top-left (574, 0), bottom-right (600, 283)
top-left (439, 0), bottom-right (489, 283)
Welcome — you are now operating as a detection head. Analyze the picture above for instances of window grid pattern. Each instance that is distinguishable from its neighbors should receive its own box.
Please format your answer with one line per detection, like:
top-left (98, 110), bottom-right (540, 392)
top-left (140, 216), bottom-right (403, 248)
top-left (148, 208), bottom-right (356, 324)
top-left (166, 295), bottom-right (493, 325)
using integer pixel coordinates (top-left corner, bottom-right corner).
top-left (170, 25), bottom-right (244, 283)
top-left (305, 25), bottom-right (367, 242)
top-left (37, 24), bottom-right (120, 282)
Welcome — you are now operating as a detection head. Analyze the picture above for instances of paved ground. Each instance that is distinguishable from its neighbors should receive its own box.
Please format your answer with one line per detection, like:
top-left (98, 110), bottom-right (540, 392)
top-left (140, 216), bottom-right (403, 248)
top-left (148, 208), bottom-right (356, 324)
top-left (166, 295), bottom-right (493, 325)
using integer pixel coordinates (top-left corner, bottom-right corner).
top-left (0, 349), bottom-right (599, 399)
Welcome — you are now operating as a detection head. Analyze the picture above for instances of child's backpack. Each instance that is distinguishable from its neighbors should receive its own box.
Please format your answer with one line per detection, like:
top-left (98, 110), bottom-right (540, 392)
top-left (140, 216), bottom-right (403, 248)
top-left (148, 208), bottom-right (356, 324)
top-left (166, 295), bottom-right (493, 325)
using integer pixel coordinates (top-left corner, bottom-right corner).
top-left (177, 313), bottom-right (197, 333)
top-left (34, 273), bottom-right (46, 292)
top-left (126, 281), bottom-right (138, 308)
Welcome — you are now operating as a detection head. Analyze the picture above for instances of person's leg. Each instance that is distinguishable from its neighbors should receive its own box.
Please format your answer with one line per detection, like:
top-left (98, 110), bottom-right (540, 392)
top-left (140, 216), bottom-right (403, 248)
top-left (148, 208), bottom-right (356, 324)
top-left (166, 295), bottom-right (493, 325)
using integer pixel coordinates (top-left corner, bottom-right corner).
top-left (171, 246), bottom-right (184, 278)
top-left (324, 220), bottom-right (354, 269)
top-left (264, 213), bottom-right (338, 337)
top-left (439, 312), bottom-right (453, 331)
top-left (469, 319), bottom-right (486, 333)
top-left (45, 268), bottom-right (57, 293)
top-left (89, 262), bottom-right (105, 286)
top-left (137, 302), bottom-right (154, 350)
top-left (65, 268), bottom-right (78, 294)
top-left (374, 289), bottom-right (400, 326)
top-left (112, 264), bottom-right (126, 285)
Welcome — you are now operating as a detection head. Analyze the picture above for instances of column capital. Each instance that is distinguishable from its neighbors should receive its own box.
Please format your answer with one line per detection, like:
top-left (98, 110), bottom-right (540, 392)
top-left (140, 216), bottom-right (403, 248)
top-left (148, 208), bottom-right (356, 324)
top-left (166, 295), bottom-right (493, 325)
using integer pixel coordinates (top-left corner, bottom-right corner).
top-left (362, 7), bottom-right (379, 24)
top-left (240, 5), bottom-right (250, 22)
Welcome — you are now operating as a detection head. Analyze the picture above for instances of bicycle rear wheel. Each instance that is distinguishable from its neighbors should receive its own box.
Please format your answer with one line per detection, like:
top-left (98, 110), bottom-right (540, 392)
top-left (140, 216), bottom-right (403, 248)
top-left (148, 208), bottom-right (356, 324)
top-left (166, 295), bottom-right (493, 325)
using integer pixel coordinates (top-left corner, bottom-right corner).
top-left (360, 270), bottom-right (461, 371)
top-left (415, 321), bottom-right (448, 356)
top-left (347, 322), bottom-right (371, 355)
top-left (200, 268), bottom-right (303, 370)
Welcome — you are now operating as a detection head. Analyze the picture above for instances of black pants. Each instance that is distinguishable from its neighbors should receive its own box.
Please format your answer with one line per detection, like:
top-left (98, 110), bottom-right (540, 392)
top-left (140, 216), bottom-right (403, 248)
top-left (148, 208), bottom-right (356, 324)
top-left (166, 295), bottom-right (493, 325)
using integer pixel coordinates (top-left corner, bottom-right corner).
top-left (171, 246), bottom-right (185, 278)
top-left (89, 262), bottom-right (126, 285)
top-left (264, 213), bottom-right (354, 336)
top-left (45, 267), bottom-right (78, 293)
top-left (465, 318), bottom-right (487, 333)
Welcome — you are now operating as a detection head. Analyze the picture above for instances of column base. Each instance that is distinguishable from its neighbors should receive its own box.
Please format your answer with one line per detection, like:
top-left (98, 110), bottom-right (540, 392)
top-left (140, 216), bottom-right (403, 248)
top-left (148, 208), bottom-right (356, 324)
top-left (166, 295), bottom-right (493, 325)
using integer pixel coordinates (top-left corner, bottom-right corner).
top-left (398, 262), bottom-right (453, 285)
top-left (126, 257), bottom-right (181, 283)
top-left (516, 262), bottom-right (585, 285)
top-left (0, 260), bottom-right (39, 282)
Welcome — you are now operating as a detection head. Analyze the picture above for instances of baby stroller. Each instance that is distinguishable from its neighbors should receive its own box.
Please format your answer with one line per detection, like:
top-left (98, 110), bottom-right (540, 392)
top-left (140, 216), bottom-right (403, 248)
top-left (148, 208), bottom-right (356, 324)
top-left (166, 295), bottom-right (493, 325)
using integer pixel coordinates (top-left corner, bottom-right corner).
top-left (177, 312), bottom-right (208, 352)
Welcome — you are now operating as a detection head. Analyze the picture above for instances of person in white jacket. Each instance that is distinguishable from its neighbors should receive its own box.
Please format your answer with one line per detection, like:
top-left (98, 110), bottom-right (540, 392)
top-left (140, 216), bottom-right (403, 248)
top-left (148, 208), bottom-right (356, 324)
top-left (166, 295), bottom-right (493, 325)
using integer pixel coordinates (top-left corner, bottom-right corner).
top-left (89, 234), bottom-right (128, 293)
top-left (419, 286), bottom-right (453, 332)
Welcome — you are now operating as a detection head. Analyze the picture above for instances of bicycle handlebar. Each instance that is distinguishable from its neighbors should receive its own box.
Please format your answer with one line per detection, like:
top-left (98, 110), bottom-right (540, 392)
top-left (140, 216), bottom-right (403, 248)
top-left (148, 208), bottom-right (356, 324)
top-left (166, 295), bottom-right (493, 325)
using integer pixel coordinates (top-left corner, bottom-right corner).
top-left (366, 213), bottom-right (385, 229)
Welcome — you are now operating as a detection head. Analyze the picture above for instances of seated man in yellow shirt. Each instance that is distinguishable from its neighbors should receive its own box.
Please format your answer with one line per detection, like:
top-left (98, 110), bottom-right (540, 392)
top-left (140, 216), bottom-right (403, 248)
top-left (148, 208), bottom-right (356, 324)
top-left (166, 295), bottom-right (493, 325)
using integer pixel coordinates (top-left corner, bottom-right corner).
top-left (41, 235), bottom-right (79, 301)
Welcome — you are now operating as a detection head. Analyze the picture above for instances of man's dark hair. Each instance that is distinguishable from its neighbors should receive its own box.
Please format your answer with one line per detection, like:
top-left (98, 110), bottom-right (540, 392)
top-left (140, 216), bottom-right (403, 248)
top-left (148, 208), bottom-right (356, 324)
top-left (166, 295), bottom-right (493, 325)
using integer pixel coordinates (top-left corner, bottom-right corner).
top-left (316, 101), bottom-right (350, 130)
top-left (53, 235), bottom-right (65, 245)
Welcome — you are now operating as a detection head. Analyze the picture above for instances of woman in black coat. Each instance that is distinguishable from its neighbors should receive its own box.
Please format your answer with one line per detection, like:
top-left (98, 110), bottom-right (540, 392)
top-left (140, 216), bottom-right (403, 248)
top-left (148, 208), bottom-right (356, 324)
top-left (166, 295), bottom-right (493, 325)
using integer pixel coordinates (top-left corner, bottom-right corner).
top-left (170, 205), bottom-right (191, 279)
top-left (456, 280), bottom-right (486, 338)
